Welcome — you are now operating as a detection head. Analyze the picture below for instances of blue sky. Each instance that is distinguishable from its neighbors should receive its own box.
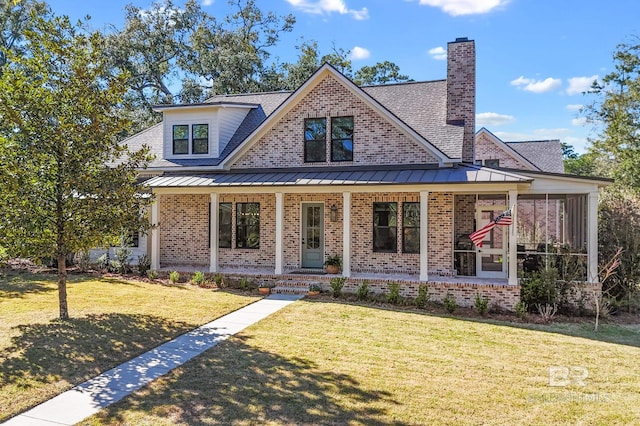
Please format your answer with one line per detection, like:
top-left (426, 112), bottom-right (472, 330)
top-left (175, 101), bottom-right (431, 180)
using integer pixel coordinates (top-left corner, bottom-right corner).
top-left (46, 0), bottom-right (640, 153)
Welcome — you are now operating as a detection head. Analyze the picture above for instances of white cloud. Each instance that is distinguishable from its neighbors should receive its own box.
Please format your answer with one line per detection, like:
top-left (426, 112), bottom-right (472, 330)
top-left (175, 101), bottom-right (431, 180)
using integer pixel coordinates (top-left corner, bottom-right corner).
top-left (476, 112), bottom-right (515, 127)
top-left (202, 0), bottom-right (214, 6)
top-left (416, 0), bottom-right (509, 16)
top-left (510, 76), bottom-right (562, 93)
top-left (571, 117), bottom-right (588, 126)
top-left (285, 0), bottom-right (369, 20)
top-left (350, 46), bottom-right (370, 60)
top-left (495, 128), bottom-right (570, 142)
top-left (566, 75), bottom-right (598, 95)
top-left (428, 46), bottom-right (447, 60)
top-left (565, 104), bottom-right (583, 111)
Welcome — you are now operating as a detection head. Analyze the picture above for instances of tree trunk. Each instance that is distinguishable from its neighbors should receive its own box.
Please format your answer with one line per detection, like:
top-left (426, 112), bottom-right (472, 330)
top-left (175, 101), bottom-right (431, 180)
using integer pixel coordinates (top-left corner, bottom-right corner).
top-left (57, 253), bottom-right (69, 320)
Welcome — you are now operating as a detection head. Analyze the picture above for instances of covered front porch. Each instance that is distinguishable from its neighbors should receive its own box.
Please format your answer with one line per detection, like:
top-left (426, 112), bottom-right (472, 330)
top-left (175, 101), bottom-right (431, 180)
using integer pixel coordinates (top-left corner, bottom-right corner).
top-left (145, 165), bottom-right (605, 291)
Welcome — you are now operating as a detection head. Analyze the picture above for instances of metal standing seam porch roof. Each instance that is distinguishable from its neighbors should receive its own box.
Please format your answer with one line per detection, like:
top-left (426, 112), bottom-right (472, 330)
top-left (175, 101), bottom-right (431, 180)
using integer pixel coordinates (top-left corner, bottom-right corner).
top-left (144, 164), bottom-right (533, 188)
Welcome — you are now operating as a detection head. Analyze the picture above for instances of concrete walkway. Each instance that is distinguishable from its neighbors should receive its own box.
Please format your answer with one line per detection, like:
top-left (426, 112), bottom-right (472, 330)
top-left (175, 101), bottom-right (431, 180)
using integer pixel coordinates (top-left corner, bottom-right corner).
top-left (3, 294), bottom-right (302, 426)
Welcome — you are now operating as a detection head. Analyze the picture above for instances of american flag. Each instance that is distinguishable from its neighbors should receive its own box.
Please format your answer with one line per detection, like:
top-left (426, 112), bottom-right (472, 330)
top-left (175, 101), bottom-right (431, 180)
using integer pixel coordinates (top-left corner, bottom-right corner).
top-left (470, 207), bottom-right (513, 247)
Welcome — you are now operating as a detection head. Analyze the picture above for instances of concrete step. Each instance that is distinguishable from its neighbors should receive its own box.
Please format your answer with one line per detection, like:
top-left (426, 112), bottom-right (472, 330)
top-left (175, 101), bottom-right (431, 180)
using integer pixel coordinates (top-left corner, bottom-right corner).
top-left (271, 280), bottom-right (322, 295)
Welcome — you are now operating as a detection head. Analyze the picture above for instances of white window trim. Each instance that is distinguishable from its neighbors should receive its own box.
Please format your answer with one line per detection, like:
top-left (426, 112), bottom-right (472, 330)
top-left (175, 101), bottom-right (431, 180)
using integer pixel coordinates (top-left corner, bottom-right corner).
top-left (165, 119), bottom-right (213, 159)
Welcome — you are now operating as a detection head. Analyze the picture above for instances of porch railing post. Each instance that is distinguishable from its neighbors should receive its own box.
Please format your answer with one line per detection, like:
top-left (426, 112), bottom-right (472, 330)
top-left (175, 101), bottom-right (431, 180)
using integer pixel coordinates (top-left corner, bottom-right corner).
top-left (275, 192), bottom-right (284, 275)
top-left (209, 193), bottom-right (219, 273)
top-left (588, 191), bottom-right (599, 283)
top-left (150, 196), bottom-right (160, 271)
top-left (508, 190), bottom-right (518, 285)
top-left (420, 191), bottom-right (429, 281)
top-left (342, 192), bottom-right (351, 278)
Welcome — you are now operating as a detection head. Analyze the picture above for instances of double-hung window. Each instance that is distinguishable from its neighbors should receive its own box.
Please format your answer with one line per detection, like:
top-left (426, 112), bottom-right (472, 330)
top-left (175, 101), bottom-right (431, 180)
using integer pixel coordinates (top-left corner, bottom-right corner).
top-left (172, 123), bottom-right (209, 155)
top-left (218, 203), bottom-right (232, 248)
top-left (172, 125), bottom-right (189, 155)
top-left (304, 118), bottom-right (326, 162)
top-left (192, 124), bottom-right (209, 154)
top-left (402, 202), bottom-right (420, 253)
top-left (373, 202), bottom-right (397, 252)
top-left (331, 116), bottom-right (353, 161)
top-left (236, 202), bottom-right (260, 249)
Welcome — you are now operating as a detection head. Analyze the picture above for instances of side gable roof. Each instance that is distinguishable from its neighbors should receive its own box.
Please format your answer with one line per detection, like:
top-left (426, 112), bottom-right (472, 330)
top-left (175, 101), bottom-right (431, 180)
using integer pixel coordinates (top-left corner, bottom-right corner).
top-left (476, 128), bottom-right (539, 171)
top-left (363, 81), bottom-right (464, 159)
top-left (222, 63), bottom-right (457, 169)
top-left (506, 140), bottom-right (564, 174)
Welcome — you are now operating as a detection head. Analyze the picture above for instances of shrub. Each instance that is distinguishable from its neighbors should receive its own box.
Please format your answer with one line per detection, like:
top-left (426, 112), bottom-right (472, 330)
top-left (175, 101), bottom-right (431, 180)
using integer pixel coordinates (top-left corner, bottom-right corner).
top-left (329, 277), bottom-right (346, 298)
top-left (536, 303), bottom-right (558, 323)
top-left (474, 293), bottom-right (489, 316)
top-left (114, 244), bottom-right (132, 275)
top-left (169, 270), bottom-right (180, 284)
top-left (239, 277), bottom-right (251, 290)
top-left (96, 253), bottom-right (109, 271)
top-left (74, 250), bottom-right (90, 273)
top-left (387, 282), bottom-right (401, 305)
top-left (214, 273), bottom-right (225, 288)
top-left (514, 301), bottom-right (528, 319)
top-left (147, 269), bottom-right (159, 280)
top-left (415, 284), bottom-right (429, 308)
top-left (443, 293), bottom-right (457, 313)
top-left (309, 283), bottom-right (322, 292)
top-left (137, 254), bottom-right (151, 276)
top-left (356, 280), bottom-right (370, 300)
top-left (520, 268), bottom-right (559, 311)
top-left (191, 271), bottom-right (206, 285)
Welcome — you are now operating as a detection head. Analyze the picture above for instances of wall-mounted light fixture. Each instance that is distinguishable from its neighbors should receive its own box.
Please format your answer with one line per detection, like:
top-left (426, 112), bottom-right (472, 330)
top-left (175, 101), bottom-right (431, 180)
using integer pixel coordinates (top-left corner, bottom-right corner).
top-left (330, 204), bottom-right (339, 222)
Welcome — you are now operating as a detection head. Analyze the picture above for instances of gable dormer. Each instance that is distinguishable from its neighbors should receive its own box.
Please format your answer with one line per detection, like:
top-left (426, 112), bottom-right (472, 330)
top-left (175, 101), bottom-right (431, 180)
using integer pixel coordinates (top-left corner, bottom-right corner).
top-left (153, 102), bottom-right (258, 160)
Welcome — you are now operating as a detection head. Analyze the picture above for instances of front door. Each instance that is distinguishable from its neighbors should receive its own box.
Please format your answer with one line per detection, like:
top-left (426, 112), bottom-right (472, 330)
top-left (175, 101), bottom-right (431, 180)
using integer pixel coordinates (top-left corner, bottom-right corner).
top-left (475, 207), bottom-right (508, 279)
top-left (301, 203), bottom-right (324, 268)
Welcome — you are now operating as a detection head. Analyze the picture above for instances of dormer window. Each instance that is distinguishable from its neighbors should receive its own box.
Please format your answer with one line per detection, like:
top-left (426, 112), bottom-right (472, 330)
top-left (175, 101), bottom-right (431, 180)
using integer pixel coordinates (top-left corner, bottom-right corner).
top-left (192, 124), bottom-right (209, 154)
top-left (172, 125), bottom-right (189, 154)
top-left (172, 123), bottom-right (209, 155)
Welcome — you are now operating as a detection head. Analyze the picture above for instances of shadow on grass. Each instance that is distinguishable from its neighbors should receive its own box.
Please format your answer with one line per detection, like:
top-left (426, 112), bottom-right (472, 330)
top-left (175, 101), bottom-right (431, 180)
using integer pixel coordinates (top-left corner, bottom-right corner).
top-left (0, 273), bottom-right (54, 298)
top-left (304, 296), bottom-right (640, 349)
top-left (91, 335), bottom-right (404, 426)
top-left (0, 313), bottom-right (195, 415)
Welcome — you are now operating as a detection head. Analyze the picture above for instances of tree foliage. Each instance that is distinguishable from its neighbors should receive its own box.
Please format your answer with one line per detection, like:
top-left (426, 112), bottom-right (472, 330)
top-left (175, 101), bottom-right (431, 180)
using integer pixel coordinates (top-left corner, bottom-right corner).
top-left (0, 14), bottom-right (154, 319)
top-left (598, 189), bottom-right (640, 310)
top-left (0, 0), bottom-right (50, 72)
top-left (584, 40), bottom-right (640, 191)
top-left (100, 0), bottom-right (409, 133)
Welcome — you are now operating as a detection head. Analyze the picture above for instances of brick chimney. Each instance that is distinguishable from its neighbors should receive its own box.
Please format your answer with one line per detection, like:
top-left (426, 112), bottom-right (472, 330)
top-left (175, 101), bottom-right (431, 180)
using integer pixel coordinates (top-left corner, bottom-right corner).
top-left (447, 37), bottom-right (476, 163)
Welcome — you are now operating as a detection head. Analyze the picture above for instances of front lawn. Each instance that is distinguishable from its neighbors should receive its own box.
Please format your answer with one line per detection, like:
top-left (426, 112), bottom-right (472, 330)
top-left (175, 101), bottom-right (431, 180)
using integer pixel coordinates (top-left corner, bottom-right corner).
top-left (0, 271), bottom-right (259, 422)
top-left (82, 299), bottom-right (640, 425)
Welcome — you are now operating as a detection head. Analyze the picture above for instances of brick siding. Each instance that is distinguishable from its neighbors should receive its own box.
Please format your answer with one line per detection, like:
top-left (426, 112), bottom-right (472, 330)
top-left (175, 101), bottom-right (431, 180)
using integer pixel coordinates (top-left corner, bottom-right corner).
top-left (231, 74), bottom-right (438, 169)
top-left (475, 131), bottom-right (530, 169)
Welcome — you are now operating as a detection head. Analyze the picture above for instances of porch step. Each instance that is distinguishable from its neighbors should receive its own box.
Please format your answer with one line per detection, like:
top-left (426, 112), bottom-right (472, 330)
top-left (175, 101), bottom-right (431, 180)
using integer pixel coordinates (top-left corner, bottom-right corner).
top-left (272, 280), bottom-right (322, 295)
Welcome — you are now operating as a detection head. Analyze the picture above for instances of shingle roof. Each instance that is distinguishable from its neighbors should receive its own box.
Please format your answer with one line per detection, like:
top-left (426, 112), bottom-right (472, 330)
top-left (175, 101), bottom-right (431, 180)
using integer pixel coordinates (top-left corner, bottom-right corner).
top-left (122, 77), bottom-right (464, 169)
top-left (506, 140), bottom-right (564, 173)
top-left (145, 164), bottom-right (531, 188)
top-left (363, 80), bottom-right (464, 159)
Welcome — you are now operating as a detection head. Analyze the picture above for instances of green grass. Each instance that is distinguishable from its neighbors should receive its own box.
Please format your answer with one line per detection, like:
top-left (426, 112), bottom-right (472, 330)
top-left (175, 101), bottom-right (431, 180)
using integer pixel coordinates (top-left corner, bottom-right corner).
top-left (81, 299), bottom-right (640, 426)
top-left (0, 271), bottom-right (259, 422)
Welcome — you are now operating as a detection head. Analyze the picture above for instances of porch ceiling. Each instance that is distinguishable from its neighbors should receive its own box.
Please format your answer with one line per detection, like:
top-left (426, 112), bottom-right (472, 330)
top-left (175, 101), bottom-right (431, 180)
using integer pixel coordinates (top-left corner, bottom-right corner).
top-left (145, 164), bottom-right (532, 188)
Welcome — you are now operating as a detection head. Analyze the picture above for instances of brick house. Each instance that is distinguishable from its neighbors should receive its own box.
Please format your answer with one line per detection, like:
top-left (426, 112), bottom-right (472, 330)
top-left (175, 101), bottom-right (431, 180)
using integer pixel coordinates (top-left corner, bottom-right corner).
top-left (125, 38), bottom-right (609, 309)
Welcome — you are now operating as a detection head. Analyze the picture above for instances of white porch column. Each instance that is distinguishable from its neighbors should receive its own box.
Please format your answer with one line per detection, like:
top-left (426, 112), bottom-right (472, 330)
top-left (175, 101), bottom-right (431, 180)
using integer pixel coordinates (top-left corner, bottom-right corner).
top-left (588, 191), bottom-right (599, 283)
top-left (150, 197), bottom-right (160, 270)
top-left (419, 191), bottom-right (429, 281)
top-left (342, 192), bottom-right (351, 278)
top-left (275, 192), bottom-right (284, 275)
top-left (209, 193), bottom-right (219, 273)
top-left (508, 190), bottom-right (518, 285)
